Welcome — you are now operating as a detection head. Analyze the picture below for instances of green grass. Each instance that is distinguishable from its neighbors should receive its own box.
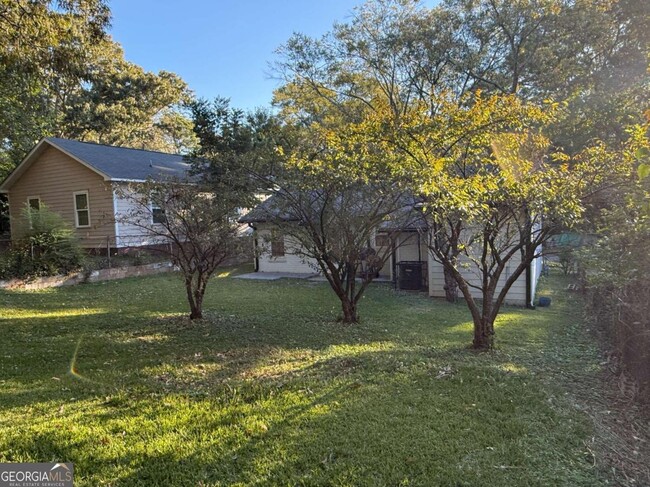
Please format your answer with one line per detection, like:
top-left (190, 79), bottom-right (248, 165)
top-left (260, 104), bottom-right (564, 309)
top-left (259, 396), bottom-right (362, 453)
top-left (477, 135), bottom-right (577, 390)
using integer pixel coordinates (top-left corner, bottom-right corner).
top-left (0, 270), bottom-right (606, 486)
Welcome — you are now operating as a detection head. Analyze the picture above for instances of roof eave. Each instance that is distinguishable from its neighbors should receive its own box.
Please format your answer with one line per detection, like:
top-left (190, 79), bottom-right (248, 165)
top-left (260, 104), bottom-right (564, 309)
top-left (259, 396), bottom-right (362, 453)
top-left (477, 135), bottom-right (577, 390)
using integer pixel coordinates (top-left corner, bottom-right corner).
top-left (109, 178), bottom-right (147, 183)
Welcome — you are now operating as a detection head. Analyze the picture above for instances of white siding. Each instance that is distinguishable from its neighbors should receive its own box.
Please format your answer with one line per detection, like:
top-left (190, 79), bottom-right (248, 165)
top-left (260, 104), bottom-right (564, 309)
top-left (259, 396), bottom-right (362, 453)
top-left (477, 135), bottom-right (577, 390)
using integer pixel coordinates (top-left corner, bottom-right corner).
top-left (254, 225), bottom-right (395, 277)
top-left (255, 226), bottom-right (318, 274)
top-left (529, 250), bottom-right (543, 306)
top-left (372, 229), bottom-right (393, 279)
top-left (394, 232), bottom-right (427, 263)
top-left (427, 248), bottom-right (527, 306)
top-left (112, 183), bottom-right (168, 248)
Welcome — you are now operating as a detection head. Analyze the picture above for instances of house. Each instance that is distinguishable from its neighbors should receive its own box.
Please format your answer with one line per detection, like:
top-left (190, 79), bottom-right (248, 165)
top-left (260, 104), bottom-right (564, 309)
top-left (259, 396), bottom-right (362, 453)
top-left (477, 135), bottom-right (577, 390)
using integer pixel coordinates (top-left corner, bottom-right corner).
top-left (241, 194), bottom-right (544, 307)
top-left (0, 137), bottom-right (191, 253)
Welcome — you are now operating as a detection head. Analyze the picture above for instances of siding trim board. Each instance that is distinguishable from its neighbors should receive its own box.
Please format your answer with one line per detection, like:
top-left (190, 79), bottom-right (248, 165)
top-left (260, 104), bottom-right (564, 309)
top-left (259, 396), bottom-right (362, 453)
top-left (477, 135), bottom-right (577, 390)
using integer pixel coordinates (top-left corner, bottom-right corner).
top-left (112, 186), bottom-right (120, 247)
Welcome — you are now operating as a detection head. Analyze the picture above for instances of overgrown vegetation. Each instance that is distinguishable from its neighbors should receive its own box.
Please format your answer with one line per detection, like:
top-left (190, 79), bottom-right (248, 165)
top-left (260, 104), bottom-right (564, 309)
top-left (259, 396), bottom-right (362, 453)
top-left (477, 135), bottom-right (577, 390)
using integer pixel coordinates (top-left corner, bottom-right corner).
top-left (0, 205), bottom-right (84, 280)
top-left (1, 270), bottom-right (642, 485)
top-left (579, 132), bottom-right (650, 402)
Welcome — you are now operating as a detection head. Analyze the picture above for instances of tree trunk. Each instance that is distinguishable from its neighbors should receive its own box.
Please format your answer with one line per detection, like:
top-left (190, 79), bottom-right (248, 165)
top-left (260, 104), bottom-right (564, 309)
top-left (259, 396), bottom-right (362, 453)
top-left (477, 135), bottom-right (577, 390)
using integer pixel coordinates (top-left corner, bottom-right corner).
top-left (340, 297), bottom-right (359, 324)
top-left (472, 316), bottom-right (494, 350)
top-left (443, 267), bottom-right (458, 303)
top-left (185, 279), bottom-right (203, 320)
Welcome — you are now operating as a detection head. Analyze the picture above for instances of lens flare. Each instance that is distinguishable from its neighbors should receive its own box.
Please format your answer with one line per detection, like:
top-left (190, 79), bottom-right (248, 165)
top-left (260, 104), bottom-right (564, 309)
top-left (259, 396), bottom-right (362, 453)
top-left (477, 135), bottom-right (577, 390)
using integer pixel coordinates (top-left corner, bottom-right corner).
top-left (68, 336), bottom-right (93, 383)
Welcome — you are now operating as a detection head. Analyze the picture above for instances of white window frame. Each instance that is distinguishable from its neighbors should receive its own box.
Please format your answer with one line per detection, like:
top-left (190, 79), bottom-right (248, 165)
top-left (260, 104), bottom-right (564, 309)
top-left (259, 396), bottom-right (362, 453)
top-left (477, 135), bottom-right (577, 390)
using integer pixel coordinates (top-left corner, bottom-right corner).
top-left (150, 199), bottom-right (166, 225)
top-left (73, 190), bottom-right (91, 228)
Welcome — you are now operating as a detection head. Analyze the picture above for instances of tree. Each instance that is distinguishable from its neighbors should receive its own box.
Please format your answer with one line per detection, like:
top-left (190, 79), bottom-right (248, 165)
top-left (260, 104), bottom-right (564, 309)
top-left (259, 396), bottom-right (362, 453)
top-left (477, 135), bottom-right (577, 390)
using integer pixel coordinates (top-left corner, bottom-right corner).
top-left (272, 0), bottom-right (626, 346)
top-left (0, 0), bottom-right (110, 175)
top-left (443, 0), bottom-right (649, 151)
top-left (60, 41), bottom-right (195, 152)
top-left (577, 125), bottom-right (650, 399)
top-left (254, 182), bottom-right (417, 324)
top-left (115, 179), bottom-right (245, 320)
top-left (0, 1), bottom-right (196, 179)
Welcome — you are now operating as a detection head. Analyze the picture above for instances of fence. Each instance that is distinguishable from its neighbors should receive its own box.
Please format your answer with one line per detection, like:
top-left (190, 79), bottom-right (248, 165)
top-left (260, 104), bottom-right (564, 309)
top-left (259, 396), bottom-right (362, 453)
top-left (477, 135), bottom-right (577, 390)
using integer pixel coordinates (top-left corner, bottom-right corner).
top-left (77, 234), bottom-right (176, 269)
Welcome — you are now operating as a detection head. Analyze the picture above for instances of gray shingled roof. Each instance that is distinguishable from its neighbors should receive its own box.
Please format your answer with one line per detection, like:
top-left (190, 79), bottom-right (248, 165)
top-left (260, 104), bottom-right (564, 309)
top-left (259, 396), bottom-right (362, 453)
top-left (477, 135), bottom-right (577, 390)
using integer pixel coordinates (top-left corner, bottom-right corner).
top-left (47, 137), bottom-right (192, 181)
top-left (240, 191), bottom-right (427, 230)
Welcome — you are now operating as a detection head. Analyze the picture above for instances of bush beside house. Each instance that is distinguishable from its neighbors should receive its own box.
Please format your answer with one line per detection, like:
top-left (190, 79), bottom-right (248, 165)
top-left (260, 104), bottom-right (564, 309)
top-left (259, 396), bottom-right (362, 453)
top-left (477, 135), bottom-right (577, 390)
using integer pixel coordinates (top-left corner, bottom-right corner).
top-left (0, 205), bottom-right (85, 280)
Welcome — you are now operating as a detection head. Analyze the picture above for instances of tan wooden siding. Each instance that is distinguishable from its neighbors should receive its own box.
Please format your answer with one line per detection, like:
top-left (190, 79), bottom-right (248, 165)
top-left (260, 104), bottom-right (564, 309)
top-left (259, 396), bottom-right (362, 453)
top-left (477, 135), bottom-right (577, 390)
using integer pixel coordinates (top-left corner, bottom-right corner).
top-left (7, 146), bottom-right (115, 248)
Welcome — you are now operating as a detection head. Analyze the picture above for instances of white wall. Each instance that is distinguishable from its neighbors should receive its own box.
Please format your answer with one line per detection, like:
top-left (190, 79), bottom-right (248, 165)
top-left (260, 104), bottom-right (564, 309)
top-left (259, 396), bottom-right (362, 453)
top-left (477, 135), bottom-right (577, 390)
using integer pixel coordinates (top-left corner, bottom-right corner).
top-left (394, 232), bottom-right (427, 263)
top-left (254, 225), bottom-right (395, 277)
top-left (427, 248), bottom-right (528, 306)
top-left (255, 225), bottom-right (319, 274)
top-left (111, 183), bottom-right (168, 248)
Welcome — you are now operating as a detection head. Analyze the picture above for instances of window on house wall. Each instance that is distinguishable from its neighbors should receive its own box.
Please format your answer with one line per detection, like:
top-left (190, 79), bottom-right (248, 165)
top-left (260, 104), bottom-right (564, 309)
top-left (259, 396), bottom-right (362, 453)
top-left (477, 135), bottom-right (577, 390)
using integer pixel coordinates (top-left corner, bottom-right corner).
top-left (27, 197), bottom-right (40, 211)
top-left (26, 196), bottom-right (41, 229)
top-left (375, 233), bottom-right (390, 247)
top-left (271, 235), bottom-right (285, 257)
top-left (151, 202), bottom-right (166, 224)
top-left (73, 191), bottom-right (90, 227)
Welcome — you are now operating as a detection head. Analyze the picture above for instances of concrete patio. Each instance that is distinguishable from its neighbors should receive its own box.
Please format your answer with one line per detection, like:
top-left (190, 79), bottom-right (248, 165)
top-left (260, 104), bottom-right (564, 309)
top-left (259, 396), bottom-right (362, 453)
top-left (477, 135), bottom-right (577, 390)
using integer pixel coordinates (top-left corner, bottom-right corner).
top-left (233, 272), bottom-right (318, 281)
top-left (234, 272), bottom-right (393, 283)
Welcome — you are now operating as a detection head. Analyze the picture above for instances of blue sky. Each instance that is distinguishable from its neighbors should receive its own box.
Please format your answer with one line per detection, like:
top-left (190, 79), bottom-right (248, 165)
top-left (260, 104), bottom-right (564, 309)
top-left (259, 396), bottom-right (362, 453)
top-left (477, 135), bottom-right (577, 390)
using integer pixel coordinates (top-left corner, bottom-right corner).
top-left (109, 0), bottom-right (368, 110)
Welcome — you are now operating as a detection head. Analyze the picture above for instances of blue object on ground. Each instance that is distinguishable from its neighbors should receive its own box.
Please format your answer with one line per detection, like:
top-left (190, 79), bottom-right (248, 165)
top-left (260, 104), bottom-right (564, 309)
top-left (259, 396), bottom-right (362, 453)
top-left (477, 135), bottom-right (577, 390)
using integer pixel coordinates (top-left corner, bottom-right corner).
top-left (538, 296), bottom-right (552, 307)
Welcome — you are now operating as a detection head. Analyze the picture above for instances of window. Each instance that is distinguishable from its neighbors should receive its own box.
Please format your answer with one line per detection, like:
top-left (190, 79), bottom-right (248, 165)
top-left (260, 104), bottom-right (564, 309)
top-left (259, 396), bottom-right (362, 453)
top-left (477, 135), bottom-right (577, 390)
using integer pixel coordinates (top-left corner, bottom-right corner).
top-left (26, 196), bottom-right (40, 229)
top-left (375, 234), bottom-right (390, 247)
top-left (151, 202), bottom-right (166, 224)
top-left (73, 191), bottom-right (90, 228)
top-left (27, 197), bottom-right (40, 211)
top-left (271, 236), bottom-right (285, 257)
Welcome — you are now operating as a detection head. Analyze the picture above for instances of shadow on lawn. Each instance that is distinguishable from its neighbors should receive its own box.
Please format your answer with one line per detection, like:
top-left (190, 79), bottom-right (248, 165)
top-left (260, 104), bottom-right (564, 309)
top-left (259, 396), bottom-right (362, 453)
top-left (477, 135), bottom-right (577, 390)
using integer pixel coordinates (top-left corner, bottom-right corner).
top-left (6, 348), bottom-right (593, 486)
top-left (1, 276), bottom-right (589, 485)
top-left (0, 286), bottom-right (554, 414)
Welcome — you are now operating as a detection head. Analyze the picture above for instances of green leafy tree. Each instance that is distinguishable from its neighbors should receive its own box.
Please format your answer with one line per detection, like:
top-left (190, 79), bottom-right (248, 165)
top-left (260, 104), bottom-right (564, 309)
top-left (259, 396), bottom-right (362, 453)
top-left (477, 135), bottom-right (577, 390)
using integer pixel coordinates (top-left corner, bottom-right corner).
top-left (273, 0), bottom-right (629, 347)
top-left (61, 41), bottom-right (195, 152)
top-left (0, 0), bottom-right (110, 175)
top-left (0, 1), bottom-right (196, 179)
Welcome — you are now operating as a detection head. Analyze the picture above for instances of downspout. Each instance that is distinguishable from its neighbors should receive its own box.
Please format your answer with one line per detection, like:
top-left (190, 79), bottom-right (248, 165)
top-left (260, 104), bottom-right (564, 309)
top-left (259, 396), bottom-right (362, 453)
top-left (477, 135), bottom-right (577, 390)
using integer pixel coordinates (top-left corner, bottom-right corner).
top-left (248, 223), bottom-right (259, 272)
top-left (391, 235), bottom-right (397, 289)
top-left (525, 262), bottom-right (534, 309)
top-left (524, 207), bottom-right (535, 309)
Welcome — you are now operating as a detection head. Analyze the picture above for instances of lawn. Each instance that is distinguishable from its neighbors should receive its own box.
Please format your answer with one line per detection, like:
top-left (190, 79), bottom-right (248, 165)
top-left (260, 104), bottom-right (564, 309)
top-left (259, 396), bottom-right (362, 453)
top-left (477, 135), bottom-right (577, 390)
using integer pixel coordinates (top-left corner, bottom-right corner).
top-left (0, 269), bottom-right (607, 486)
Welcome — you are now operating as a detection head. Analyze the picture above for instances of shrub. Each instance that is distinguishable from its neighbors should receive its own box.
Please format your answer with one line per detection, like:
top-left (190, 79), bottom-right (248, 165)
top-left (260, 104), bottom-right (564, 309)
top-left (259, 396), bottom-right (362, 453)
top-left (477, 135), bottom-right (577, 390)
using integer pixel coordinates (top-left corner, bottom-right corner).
top-left (0, 205), bottom-right (85, 280)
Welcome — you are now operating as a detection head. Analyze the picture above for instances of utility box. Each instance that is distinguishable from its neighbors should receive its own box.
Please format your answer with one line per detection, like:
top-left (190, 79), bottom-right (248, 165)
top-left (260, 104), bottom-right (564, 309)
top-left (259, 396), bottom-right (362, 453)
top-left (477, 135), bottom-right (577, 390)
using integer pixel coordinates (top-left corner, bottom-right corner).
top-left (397, 261), bottom-right (427, 290)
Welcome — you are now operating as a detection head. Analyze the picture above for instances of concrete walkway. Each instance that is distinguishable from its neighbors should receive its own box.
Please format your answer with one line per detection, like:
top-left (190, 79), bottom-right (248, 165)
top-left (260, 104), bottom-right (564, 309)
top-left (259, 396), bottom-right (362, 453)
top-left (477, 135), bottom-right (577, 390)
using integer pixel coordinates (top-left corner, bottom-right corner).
top-left (233, 272), bottom-right (318, 281)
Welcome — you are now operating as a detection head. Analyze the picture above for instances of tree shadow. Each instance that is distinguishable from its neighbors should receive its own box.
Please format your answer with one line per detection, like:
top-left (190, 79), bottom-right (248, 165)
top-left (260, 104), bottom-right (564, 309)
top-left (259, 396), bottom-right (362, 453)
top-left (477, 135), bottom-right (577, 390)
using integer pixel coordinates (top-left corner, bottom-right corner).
top-left (4, 347), bottom-right (598, 486)
top-left (0, 274), bottom-right (595, 485)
